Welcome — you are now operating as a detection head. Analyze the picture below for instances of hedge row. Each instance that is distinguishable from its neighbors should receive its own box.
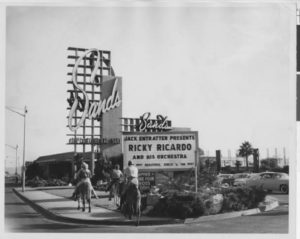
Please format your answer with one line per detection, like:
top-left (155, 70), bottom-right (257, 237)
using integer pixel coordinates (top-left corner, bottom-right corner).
top-left (26, 177), bottom-right (68, 187)
top-left (147, 186), bottom-right (266, 219)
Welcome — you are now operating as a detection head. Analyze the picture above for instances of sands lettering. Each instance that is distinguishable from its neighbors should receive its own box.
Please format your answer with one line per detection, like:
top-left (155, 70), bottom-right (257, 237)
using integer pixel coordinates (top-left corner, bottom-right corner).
top-left (68, 49), bottom-right (121, 131)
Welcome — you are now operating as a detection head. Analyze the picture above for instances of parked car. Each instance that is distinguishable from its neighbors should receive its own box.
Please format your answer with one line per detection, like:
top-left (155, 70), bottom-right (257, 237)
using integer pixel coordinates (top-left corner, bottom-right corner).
top-left (245, 172), bottom-right (289, 194)
top-left (233, 173), bottom-right (256, 186)
top-left (5, 173), bottom-right (21, 184)
top-left (215, 174), bottom-right (234, 187)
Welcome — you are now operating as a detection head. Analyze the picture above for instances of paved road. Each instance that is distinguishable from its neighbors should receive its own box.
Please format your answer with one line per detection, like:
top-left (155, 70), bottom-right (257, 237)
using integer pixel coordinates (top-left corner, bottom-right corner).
top-left (5, 185), bottom-right (288, 233)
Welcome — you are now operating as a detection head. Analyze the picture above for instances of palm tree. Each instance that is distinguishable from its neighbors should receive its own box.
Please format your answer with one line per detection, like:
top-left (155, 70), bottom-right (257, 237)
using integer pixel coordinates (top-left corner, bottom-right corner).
top-left (237, 141), bottom-right (253, 171)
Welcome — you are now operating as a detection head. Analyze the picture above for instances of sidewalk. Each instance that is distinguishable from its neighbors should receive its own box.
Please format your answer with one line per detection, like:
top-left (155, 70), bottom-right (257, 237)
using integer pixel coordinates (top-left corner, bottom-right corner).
top-left (12, 187), bottom-right (279, 226)
top-left (12, 187), bottom-right (180, 226)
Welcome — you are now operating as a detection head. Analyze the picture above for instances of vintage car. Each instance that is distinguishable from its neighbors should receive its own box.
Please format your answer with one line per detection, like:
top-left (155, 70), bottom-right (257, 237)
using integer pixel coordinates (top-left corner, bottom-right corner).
top-left (215, 174), bottom-right (234, 187)
top-left (232, 173), bottom-right (255, 186)
top-left (245, 172), bottom-right (289, 194)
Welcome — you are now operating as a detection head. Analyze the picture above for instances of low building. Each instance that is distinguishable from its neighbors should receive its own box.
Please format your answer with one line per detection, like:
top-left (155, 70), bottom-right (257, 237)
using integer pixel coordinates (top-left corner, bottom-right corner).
top-left (35, 152), bottom-right (92, 180)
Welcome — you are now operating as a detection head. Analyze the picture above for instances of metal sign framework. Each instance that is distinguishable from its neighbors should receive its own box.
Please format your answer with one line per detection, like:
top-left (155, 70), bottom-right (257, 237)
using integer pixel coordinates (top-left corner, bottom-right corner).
top-left (66, 47), bottom-right (115, 173)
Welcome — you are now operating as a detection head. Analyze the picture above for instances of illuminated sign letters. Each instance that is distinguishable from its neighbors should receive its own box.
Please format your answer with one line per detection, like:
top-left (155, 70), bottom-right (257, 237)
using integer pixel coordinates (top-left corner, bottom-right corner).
top-left (68, 137), bottom-right (120, 145)
top-left (138, 112), bottom-right (171, 132)
top-left (68, 49), bottom-right (121, 131)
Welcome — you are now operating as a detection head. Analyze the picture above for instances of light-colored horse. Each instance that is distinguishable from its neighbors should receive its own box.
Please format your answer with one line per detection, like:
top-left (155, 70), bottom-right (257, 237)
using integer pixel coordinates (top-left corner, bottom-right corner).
top-left (77, 180), bottom-right (92, 213)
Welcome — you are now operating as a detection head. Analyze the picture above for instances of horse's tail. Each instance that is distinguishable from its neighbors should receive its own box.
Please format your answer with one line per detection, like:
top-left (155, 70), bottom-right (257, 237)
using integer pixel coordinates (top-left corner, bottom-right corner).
top-left (86, 183), bottom-right (91, 201)
top-left (80, 181), bottom-right (91, 201)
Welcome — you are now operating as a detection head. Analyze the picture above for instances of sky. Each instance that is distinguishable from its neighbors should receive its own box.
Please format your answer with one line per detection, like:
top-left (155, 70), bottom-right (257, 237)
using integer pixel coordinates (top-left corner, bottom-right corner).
top-left (4, 4), bottom-right (296, 168)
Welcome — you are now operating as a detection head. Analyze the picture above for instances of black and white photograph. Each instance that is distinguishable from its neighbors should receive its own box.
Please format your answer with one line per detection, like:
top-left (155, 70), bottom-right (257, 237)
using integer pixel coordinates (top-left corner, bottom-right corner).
top-left (1, 0), bottom-right (298, 237)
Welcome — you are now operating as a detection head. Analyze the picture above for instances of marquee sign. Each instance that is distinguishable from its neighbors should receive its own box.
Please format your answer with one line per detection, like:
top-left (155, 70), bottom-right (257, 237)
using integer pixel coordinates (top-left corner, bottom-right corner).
top-left (123, 131), bottom-right (198, 170)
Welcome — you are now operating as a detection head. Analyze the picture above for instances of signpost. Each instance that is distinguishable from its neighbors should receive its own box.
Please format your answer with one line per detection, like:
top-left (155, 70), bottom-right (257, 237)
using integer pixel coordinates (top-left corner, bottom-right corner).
top-left (138, 172), bottom-right (156, 192)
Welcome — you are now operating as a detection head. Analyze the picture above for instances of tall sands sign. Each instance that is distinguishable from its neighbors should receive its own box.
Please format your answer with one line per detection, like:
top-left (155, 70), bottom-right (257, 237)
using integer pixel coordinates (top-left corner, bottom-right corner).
top-left (67, 47), bottom-right (122, 174)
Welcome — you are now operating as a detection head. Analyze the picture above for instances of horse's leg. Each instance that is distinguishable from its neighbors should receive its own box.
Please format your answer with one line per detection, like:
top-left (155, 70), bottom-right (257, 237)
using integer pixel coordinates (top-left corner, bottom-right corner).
top-left (112, 184), bottom-right (116, 205)
top-left (136, 199), bottom-right (141, 226)
top-left (116, 183), bottom-right (121, 207)
top-left (122, 202), bottom-right (127, 217)
top-left (77, 197), bottom-right (80, 210)
top-left (82, 197), bottom-right (85, 212)
top-left (120, 194), bottom-right (125, 211)
top-left (129, 203), bottom-right (133, 220)
top-left (88, 188), bottom-right (91, 213)
top-left (109, 182), bottom-right (113, 201)
top-left (114, 184), bottom-right (120, 207)
top-left (116, 194), bottom-right (120, 207)
top-left (88, 198), bottom-right (91, 213)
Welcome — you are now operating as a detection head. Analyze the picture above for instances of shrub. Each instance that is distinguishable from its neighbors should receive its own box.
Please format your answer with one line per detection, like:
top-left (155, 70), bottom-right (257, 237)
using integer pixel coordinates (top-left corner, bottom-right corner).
top-left (26, 176), bottom-right (48, 187)
top-left (221, 186), bottom-right (266, 212)
top-left (26, 176), bottom-right (68, 187)
top-left (191, 197), bottom-right (205, 217)
top-left (47, 178), bottom-right (68, 187)
top-left (147, 186), bottom-right (266, 219)
top-left (148, 192), bottom-right (205, 219)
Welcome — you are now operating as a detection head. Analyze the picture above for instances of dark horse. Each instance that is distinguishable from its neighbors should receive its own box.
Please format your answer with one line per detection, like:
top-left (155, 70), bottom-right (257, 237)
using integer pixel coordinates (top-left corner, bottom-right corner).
top-left (122, 183), bottom-right (141, 226)
top-left (77, 180), bottom-right (92, 213)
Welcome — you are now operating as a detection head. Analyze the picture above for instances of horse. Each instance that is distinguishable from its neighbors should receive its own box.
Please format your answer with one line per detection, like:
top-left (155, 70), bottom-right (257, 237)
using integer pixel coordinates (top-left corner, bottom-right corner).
top-left (110, 180), bottom-right (121, 207)
top-left (77, 180), bottom-right (92, 213)
top-left (122, 183), bottom-right (141, 226)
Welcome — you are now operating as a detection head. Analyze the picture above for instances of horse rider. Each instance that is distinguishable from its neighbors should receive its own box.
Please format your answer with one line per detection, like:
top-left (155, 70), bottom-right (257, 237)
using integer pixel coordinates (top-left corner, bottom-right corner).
top-left (71, 162), bottom-right (98, 200)
top-left (119, 160), bottom-right (139, 209)
top-left (106, 164), bottom-right (123, 201)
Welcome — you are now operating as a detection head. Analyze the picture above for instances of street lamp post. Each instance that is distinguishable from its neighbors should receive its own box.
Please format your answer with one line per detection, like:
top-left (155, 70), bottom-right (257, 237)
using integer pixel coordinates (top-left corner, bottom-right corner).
top-left (15, 145), bottom-right (18, 175)
top-left (22, 106), bottom-right (27, 192)
top-left (6, 105), bottom-right (28, 192)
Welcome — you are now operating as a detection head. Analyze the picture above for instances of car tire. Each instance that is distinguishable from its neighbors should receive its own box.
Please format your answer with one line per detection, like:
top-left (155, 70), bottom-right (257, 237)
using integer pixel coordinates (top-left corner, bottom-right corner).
top-left (280, 184), bottom-right (289, 194)
top-left (222, 183), bottom-right (229, 188)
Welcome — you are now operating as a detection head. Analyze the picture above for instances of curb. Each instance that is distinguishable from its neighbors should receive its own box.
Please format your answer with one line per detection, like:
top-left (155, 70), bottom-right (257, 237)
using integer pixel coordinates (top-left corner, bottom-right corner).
top-left (259, 196), bottom-right (279, 212)
top-left (16, 186), bottom-right (75, 191)
top-left (184, 197), bottom-right (279, 224)
top-left (12, 188), bottom-right (181, 226)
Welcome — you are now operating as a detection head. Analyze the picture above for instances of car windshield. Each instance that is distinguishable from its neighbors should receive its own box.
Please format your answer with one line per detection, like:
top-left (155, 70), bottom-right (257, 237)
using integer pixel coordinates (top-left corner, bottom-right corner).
top-left (274, 173), bottom-right (289, 179)
top-left (218, 174), bottom-right (232, 179)
top-left (260, 173), bottom-right (273, 179)
top-left (232, 174), bottom-right (245, 179)
top-left (248, 174), bottom-right (259, 180)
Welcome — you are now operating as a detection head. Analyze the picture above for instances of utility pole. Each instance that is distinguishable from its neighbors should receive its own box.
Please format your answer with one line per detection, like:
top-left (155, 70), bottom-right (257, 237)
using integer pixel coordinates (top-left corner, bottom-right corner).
top-left (195, 150), bottom-right (198, 194)
top-left (22, 106), bottom-right (27, 192)
top-left (283, 147), bottom-right (286, 166)
top-left (6, 105), bottom-right (28, 192)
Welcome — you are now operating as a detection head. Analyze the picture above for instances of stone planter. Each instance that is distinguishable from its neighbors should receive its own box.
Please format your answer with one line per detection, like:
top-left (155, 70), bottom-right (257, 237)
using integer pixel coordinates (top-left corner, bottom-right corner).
top-left (203, 194), bottom-right (224, 215)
